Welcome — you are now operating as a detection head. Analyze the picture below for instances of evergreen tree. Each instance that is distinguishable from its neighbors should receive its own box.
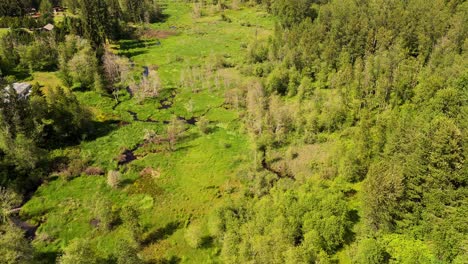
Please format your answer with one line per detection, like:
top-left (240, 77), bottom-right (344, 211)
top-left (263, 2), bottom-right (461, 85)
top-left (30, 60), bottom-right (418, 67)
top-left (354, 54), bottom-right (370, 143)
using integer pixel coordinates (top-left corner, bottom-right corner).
top-left (78, 0), bottom-right (112, 47)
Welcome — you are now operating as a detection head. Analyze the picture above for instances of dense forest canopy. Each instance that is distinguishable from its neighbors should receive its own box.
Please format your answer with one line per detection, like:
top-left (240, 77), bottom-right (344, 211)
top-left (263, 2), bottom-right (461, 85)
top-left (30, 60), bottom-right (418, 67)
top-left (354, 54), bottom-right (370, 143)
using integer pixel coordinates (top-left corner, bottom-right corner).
top-left (0, 0), bottom-right (466, 263)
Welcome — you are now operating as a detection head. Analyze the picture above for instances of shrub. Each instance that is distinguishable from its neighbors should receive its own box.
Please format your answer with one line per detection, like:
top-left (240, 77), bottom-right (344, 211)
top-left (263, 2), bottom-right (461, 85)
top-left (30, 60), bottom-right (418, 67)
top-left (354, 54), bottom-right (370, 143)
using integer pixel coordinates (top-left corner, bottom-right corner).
top-left (84, 167), bottom-right (105, 176)
top-left (266, 67), bottom-right (289, 95)
top-left (93, 198), bottom-right (118, 231)
top-left (221, 13), bottom-right (232, 23)
top-left (107, 170), bottom-right (121, 189)
top-left (247, 41), bottom-right (269, 63)
top-left (192, 2), bottom-right (203, 18)
top-left (208, 209), bottom-right (225, 238)
top-left (59, 238), bottom-right (98, 264)
top-left (0, 187), bottom-right (21, 223)
top-left (139, 167), bottom-right (160, 179)
top-left (353, 238), bottom-right (389, 264)
top-left (62, 158), bottom-right (88, 181)
top-left (184, 223), bottom-right (204, 248)
top-left (197, 116), bottom-right (210, 134)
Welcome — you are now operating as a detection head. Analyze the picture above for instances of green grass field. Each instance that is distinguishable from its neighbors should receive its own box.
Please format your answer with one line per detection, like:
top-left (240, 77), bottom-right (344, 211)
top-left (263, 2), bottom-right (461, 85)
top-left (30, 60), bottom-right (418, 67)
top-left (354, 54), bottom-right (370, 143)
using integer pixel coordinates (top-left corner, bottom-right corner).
top-left (21, 2), bottom-right (273, 262)
top-left (0, 28), bottom-right (9, 37)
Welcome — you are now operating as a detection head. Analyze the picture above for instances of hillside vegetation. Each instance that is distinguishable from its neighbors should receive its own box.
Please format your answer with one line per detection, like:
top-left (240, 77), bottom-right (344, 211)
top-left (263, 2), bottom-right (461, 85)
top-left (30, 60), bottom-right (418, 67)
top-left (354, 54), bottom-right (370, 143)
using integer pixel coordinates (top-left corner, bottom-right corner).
top-left (0, 0), bottom-right (466, 263)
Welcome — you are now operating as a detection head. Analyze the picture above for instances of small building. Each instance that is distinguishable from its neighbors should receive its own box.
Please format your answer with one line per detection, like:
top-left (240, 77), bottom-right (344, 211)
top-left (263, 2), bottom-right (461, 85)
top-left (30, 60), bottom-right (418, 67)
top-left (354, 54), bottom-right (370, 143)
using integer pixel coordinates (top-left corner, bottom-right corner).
top-left (43, 23), bottom-right (54, 31)
top-left (26, 8), bottom-right (37, 15)
top-left (30, 13), bottom-right (41, 19)
top-left (4, 83), bottom-right (32, 99)
top-left (53, 6), bottom-right (65, 14)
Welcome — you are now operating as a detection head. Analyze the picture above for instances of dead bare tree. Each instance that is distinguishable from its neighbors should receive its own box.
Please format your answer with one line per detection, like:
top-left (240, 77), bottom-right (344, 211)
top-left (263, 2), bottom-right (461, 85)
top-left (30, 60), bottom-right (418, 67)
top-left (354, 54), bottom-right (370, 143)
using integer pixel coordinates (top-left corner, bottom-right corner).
top-left (102, 49), bottom-right (131, 102)
top-left (166, 116), bottom-right (186, 151)
top-left (132, 70), bottom-right (162, 103)
top-left (246, 80), bottom-right (266, 135)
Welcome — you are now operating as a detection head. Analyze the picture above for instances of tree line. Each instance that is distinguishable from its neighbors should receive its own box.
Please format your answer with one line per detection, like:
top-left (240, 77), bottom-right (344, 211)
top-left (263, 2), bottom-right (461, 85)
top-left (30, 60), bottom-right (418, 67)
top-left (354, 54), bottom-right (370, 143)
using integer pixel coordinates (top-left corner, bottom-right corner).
top-left (211, 0), bottom-right (467, 263)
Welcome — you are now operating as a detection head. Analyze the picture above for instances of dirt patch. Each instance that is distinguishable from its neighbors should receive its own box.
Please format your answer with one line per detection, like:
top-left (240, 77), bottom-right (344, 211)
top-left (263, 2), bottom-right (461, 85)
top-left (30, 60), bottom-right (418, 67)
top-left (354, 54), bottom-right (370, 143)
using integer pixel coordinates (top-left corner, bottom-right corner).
top-left (141, 29), bottom-right (177, 39)
top-left (90, 218), bottom-right (100, 228)
top-left (140, 167), bottom-right (161, 179)
top-left (84, 167), bottom-right (105, 176)
top-left (119, 121), bottom-right (131, 127)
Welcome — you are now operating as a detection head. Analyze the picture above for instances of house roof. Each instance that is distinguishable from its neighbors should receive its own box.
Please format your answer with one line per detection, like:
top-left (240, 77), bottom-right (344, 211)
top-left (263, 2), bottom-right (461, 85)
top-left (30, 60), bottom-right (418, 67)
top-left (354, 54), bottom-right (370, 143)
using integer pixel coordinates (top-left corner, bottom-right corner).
top-left (43, 23), bottom-right (54, 31)
top-left (4, 83), bottom-right (32, 97)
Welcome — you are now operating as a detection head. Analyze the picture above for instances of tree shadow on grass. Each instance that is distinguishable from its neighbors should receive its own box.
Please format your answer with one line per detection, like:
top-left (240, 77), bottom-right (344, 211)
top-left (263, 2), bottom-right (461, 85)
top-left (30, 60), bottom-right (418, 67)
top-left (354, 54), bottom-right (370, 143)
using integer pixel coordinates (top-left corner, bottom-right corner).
top-left (179, 131), bottom-right (200, 142)
top-left (34, 251), bottom-right (59, 264)
top-left (146, 255), bottom-right (181, 264)
top-left (117, 39), bottom-right (161, 58)
top-left (200, 236), bottom-right (215, 249)
top-left (41, 119), bottom-right (118, 150)
top-left (344, 209), bottom-right (360, 244)
top-left (84, 120), bottom-right (120, 142)
top-left (162, 256), bottom-right (182, 264)
top-left (70, 84), bottom-right (90, 93)
top-left (142, 221), bottom-right (181, 246)
top-left (119, 39), bottom-right (158, 50)
top-left (154, 12), bottom-right (171, 24)
top-left (173, 144), bottom-right (195, 153)
top-left (8, 69), bottom-right (31, 81)
top-left (119, 178), bottom-right (136, 187)
top-left (118, 49), bottom-right (150, 58)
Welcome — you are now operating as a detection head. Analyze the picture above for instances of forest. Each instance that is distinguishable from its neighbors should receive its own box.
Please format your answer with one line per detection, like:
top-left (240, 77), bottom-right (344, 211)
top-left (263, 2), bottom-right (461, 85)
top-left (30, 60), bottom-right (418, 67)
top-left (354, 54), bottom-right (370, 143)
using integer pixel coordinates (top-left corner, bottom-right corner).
top-left (0, 0), bottom-right (466, 263)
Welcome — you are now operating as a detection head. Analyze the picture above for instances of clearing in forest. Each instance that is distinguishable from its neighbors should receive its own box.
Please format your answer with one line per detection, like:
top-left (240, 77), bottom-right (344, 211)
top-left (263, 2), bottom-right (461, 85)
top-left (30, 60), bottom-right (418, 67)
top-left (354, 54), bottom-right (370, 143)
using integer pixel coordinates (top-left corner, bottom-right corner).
top-left (21, 2), bottom-right (274, 262)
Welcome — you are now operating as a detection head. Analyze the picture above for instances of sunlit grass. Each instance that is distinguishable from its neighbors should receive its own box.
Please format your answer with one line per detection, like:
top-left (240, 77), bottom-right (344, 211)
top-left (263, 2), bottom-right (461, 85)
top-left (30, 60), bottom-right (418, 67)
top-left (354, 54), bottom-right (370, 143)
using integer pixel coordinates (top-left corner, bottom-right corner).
top-left (22, 1), bottom-right (274, 262)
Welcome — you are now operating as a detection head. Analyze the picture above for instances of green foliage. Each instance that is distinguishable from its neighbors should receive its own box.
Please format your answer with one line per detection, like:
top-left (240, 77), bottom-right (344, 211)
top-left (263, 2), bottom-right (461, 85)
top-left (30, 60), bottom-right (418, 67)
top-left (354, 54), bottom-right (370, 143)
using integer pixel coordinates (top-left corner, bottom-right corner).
top-left (58, 35), bottom-right (98, 89)
top-left (120, 205), bottom-right (143, 242)
top-left (115, 240), bottom-right (142, 264)
top-left (40, 86), bottom-right (92, 142)
top-left (184, 222), bottom-right (204, 248)
top-left (92, 197), bottom-right (118, 231)
top-left (362, 161), bottom-right (404, 232)
top-left (78, 0), bottom-right (113, 47)
top-left (353, 237), bottom-right (389, 264)
top-left (271, 0), bottom-right (316, 28)
top-left (0, 223), bottom-right (34, 264)
top-left (247, 40), bottom-right (269, 63)
top-left (58, 238), bottom-right (99, 264)
top-left (197, 116), bottom-right (210, 134)
top-left (0, 86), bottom-right (44, 187)
top-left (266, 66), bottom-right (289, 95)
top-left (39, 0), bottom-right (52, 14)
top-left (68, 46), bottom-right (99, 89)
top-left (0, 0), bottom-right (31, 16)
top-left (17, 36), bottom-right (57, 72)
top-left (5, 0), bottom-right (467, 263)
top-left (107, 170), bottom-right (122, 189)
top-left (383, 234), bottom-right (437, 264)
top-left (219, 184), bottom-right (353, 263)
top-left (0, 187), bottom-right (21, 223)
top-left (252, 0), bottom-right (468, 261)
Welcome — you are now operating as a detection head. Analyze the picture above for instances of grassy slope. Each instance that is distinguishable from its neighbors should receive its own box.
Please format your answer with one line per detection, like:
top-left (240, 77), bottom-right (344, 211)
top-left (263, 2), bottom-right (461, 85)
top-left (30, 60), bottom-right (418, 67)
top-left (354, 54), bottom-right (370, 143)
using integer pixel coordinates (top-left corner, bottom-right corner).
top-left (0, 28), bottom-right (9, 37)
top-left (22, 2), bottom-right (274, 263)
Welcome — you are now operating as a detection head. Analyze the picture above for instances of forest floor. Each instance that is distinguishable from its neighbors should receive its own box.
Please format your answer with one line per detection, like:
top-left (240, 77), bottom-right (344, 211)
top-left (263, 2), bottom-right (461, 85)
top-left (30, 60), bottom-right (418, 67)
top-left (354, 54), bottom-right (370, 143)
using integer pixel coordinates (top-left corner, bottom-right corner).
top-left (19, 2), bottom-right (276, 263)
